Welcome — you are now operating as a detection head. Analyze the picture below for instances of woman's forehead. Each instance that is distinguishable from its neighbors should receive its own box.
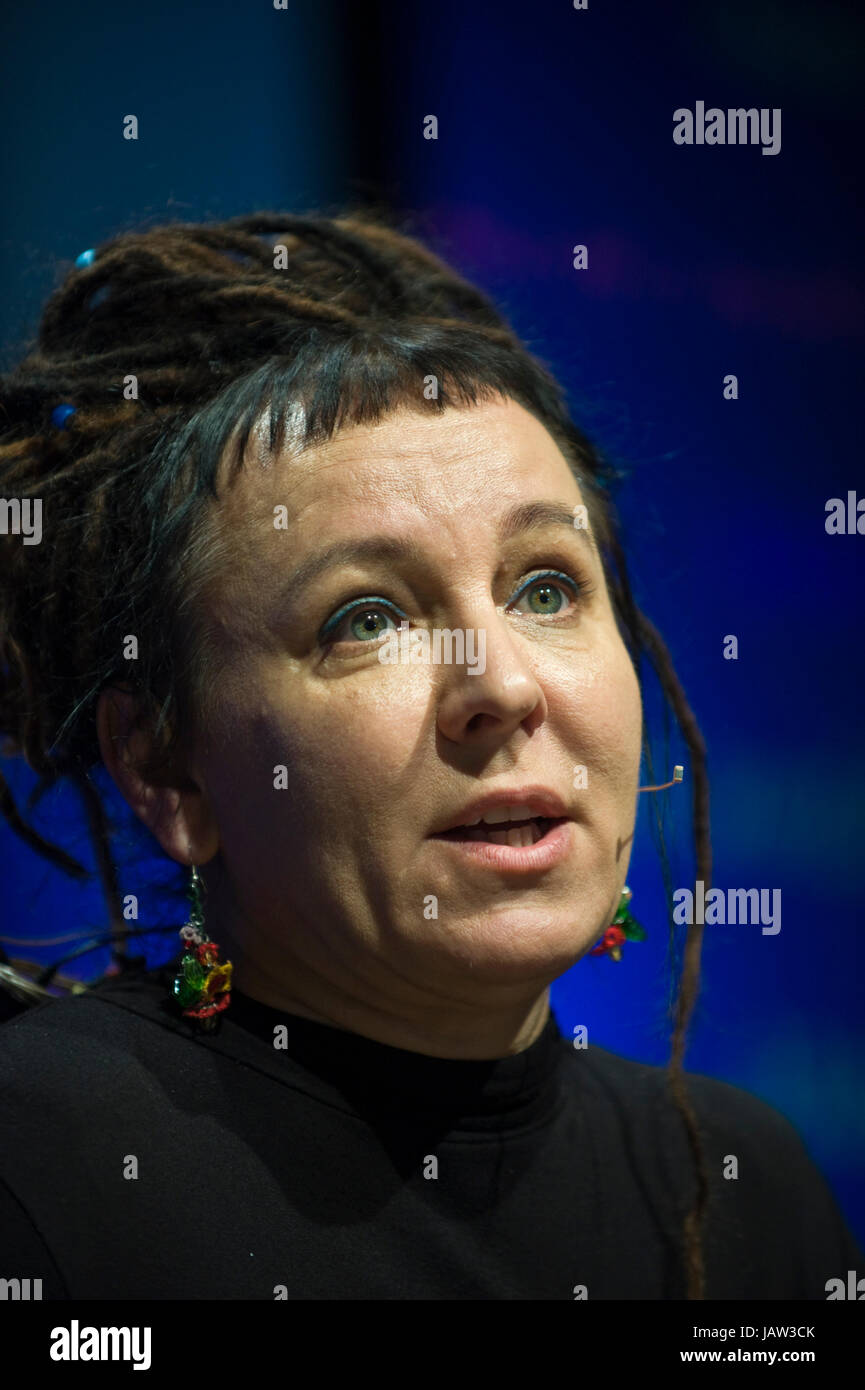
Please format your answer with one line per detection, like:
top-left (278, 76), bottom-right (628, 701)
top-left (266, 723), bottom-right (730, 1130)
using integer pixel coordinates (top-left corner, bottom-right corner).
top-left (222, 395), bottom-right (579, 528)
top-left (196, 406), bottom-right (593, 636)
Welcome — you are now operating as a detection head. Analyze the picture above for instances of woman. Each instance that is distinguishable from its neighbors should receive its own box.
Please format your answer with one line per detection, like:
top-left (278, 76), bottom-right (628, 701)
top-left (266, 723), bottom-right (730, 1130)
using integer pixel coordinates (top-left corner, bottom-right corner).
top-left (0, 210), bottom-right (859, 1300)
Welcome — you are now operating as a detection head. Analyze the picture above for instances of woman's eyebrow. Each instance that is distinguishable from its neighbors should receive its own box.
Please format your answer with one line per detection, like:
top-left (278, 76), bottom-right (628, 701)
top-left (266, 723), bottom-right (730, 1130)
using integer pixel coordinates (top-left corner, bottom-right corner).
top-left (282, 499), bottom-right (596, 595)
top-left (499, 499), bottom-right (598, 559)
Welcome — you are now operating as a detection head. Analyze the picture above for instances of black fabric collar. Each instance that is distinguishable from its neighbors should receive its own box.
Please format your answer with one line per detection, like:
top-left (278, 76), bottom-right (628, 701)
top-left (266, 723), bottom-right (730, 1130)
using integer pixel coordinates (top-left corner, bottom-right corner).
top-left (227, 985), bottom-right (567, 1133)
top-left (89, 966), bottom-right (569, 1138)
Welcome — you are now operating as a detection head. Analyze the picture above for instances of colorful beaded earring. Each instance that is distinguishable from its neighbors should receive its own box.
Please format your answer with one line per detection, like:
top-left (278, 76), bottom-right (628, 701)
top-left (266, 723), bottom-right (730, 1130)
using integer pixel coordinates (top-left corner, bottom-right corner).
top-left (591, 765), bottom-right (684, 961)
top-left (171, 865), bottom-right (234, 1030)
top-left (590, 886), bottom-right (646, 961)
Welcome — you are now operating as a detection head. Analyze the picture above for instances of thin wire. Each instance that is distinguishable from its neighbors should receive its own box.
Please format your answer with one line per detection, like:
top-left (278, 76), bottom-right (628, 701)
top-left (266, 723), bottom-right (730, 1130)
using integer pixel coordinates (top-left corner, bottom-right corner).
top-left (0, 924), bottom-right (180, 948)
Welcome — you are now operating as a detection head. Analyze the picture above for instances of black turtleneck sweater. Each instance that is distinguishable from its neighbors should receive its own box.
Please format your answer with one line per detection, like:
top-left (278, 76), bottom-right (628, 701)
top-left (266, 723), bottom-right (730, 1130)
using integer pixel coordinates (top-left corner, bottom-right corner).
top-left (0, 968), bottom-right (860, 1299)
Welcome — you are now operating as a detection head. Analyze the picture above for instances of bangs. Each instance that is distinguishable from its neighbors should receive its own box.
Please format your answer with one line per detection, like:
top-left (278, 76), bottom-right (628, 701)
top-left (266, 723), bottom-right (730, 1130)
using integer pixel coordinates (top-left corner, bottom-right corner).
top-left (151, 320), bottom-right (600, 506)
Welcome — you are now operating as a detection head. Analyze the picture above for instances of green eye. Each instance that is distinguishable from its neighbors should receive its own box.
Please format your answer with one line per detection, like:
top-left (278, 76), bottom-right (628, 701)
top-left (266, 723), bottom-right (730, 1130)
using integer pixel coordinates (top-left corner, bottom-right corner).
top-left (347, 609), bottom-right (397, 642)
top-left (509, 571), bottom-right (580, 616)
top-left (319, 568), bottom-right (586, 649)
top-left (319, 598), bottom-right (404, 645)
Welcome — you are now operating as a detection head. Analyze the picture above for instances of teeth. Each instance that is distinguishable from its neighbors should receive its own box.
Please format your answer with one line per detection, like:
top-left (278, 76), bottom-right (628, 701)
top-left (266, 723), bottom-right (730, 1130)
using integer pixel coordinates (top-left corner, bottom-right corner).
top-left (477, 824), bottom-right (543, 847)
top-left (448, 803), bottom-right (555, 840)
top-left (508, 826), bottom-right (535, 847)
top-left (480, 803), bottom-right (537, 825)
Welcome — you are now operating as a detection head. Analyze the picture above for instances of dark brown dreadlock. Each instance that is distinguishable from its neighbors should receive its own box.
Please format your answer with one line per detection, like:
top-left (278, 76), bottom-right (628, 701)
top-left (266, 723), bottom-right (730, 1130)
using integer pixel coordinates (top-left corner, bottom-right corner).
top-left (0, 207), bottom-right (711, 1297)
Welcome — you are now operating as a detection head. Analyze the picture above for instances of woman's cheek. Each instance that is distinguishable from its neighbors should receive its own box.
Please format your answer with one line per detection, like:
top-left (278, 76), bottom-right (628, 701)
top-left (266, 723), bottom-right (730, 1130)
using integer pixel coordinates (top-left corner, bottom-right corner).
top-left (550, 642), bottom-right (640, 754)
top-left (262, 667), bottom-right (430, 806)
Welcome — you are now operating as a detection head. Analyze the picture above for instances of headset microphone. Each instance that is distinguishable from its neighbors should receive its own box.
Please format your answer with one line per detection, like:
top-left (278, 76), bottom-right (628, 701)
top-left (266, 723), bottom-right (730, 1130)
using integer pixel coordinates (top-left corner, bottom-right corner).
top-left (638, 765), bottom-right (683, 793)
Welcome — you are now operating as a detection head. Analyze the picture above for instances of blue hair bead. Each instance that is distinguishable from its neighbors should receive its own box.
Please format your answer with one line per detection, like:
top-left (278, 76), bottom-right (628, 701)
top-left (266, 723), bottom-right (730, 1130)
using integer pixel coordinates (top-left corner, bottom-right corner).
top-left (51, 404), bottom-right (77, 429)
top-left (74, 248), bottom-right (96, 268)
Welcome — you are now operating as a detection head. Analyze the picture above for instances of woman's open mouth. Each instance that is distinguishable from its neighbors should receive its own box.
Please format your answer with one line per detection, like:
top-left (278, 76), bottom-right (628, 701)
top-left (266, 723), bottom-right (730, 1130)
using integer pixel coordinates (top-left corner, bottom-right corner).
top-left (432, 815), bottom-right (565, 847)
top-left (429, 814), bottom-right (573, 872)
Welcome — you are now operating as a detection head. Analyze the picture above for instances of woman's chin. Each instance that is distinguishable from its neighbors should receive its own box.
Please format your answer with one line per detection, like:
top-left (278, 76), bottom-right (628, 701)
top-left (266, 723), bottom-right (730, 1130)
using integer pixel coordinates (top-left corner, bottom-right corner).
top-left (418, 911), bottom-right (604, 985)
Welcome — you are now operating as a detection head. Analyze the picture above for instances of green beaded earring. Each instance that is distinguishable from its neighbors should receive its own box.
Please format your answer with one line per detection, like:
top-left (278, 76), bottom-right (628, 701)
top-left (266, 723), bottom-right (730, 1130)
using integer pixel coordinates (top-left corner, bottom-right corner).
top-left (590, 886), bottom-right (647, 961)
top-left (170, 866), bottom-right (233, 1030)
top-left (591, 766), bottom-right (684, 961)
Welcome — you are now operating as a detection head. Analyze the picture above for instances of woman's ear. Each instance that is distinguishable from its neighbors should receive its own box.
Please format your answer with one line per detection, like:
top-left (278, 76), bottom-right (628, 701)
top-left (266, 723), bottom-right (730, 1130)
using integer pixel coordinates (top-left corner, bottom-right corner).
top-left (96, 684), bottom-right (220, 866)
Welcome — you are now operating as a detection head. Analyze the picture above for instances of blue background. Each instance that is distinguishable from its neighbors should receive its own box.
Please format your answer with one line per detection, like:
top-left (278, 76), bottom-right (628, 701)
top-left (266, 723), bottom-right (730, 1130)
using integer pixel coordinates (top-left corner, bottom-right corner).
top-left (1, 0), bottom-right (863, 1248)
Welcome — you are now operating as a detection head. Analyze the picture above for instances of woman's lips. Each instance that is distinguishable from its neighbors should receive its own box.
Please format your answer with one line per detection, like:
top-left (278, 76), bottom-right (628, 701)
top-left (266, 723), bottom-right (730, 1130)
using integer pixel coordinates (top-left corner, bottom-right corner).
top-left (428, 816), bottom-right (573, 873)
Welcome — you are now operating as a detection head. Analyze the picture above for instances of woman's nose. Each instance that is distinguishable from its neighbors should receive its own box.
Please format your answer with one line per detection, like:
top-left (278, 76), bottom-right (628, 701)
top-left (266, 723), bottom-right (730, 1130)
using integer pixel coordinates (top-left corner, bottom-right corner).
top-left (435, 606), bottom-right (548, 746)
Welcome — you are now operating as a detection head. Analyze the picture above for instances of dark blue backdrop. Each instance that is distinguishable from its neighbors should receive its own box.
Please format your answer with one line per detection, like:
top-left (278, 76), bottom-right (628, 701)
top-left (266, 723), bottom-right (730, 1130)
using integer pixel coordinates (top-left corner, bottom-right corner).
top-left (1, 0), bottom-right (862, 1247)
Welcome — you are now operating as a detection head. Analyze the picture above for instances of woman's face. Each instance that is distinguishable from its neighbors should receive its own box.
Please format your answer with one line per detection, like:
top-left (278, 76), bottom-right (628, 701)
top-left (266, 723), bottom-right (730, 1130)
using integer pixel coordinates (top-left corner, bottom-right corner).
top-left (134, 395), bottom-right (643, 1043)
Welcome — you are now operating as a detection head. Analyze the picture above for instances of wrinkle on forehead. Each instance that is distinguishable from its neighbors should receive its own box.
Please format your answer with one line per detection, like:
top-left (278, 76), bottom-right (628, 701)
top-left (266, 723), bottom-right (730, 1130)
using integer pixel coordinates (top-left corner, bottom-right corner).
top-left (198, 383), bottom-right (598, 585)
top-left (218, 395), bottom-right (584, 549)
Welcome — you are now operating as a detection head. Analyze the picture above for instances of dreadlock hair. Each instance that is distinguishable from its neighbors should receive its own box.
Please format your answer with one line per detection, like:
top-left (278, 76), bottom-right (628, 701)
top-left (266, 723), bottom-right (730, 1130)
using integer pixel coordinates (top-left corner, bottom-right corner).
top-left (0, 206), bottom-right (711, 1298)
